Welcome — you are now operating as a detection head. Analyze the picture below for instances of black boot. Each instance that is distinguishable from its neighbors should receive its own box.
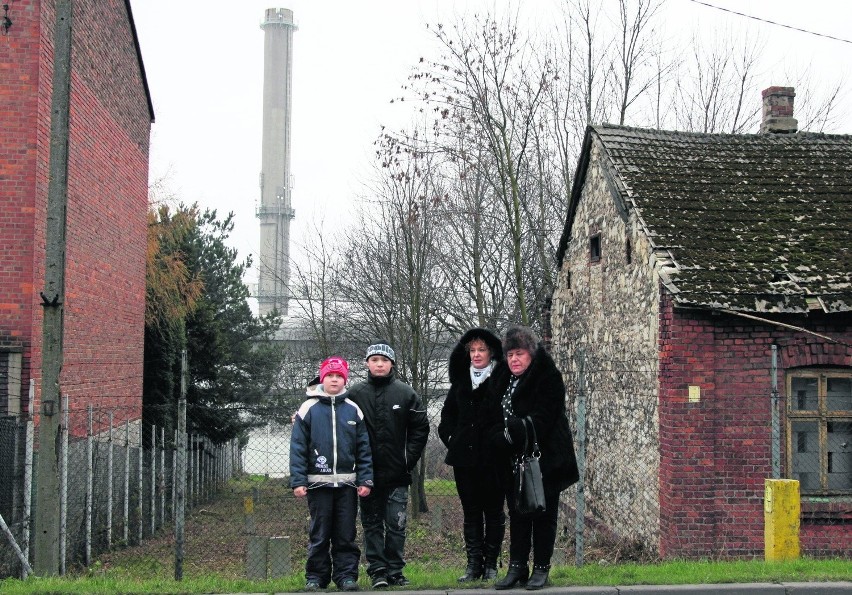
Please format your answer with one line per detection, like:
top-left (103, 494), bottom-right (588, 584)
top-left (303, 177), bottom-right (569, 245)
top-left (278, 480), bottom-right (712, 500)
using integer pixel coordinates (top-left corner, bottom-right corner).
top-left (457, 521), bottom-right (484, 582)
top-left (482, 565), bottom-right (499, 581)
top-left (525, 564), bottom-right (550, 590)
top-left (494, 561), bottom-right (529, 590)
top-left (482, 513), bottom-right (505, 581)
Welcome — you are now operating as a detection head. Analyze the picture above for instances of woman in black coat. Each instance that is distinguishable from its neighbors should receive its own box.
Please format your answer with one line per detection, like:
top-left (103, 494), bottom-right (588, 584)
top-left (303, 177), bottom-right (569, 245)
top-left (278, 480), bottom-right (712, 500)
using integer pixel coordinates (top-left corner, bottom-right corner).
top-left (438, 328), bottom-right (505, 582)
top-left (485, 326), bottom-right (579, 591)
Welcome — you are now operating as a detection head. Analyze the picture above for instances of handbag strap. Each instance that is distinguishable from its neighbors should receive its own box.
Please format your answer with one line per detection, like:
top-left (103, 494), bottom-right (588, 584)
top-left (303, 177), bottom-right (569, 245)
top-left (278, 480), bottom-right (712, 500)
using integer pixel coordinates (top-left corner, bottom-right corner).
top-left (523, 417), bottom-right (541, 457)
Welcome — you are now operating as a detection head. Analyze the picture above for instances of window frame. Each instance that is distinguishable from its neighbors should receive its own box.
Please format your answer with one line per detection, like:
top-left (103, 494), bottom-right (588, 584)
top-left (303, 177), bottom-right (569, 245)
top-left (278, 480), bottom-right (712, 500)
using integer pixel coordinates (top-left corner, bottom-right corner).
top-left (589, 233), bottom-right (601, 264)
top-left (785, 368), bottom-right (852, 496)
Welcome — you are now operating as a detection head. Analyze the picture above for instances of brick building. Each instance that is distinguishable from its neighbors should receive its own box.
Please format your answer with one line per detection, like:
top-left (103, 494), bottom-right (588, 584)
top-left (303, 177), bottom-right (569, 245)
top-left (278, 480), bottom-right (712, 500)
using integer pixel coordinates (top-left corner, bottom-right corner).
top-left (0, 0), bottom-right (152, 429)
top-left (551, 88), bottom-right (851, 558)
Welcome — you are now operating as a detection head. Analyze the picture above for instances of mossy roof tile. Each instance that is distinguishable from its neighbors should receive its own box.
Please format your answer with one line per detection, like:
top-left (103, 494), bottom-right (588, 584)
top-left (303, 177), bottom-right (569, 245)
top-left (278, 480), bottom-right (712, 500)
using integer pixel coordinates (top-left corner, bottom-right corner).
top-left (580, 125), bottom-right (852, 313)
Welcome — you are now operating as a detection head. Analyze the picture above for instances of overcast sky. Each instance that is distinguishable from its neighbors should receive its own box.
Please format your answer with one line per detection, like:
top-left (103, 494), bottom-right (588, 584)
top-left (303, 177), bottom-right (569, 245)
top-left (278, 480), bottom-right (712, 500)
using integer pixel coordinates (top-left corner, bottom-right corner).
top-left (130, 0), bottom-right (851, 289)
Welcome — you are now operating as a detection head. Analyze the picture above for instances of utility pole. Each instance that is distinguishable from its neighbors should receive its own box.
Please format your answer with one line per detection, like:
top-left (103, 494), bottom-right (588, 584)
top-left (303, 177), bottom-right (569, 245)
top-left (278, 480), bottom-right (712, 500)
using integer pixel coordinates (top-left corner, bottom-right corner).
top-left (33, 0), bottom-right (73, 576)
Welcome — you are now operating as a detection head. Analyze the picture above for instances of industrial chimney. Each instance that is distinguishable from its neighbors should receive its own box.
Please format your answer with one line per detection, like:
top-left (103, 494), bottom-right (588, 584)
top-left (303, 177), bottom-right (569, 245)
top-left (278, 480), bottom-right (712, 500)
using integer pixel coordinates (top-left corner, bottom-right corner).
top-left (257, 8), bottom-right (297, 318)
top-left (760, 86), bottom-right (798, 134)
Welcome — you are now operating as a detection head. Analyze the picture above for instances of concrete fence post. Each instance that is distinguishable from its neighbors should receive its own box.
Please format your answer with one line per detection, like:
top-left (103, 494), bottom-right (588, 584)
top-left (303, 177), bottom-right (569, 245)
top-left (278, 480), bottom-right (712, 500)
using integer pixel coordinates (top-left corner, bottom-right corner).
top-left (246, 535), bottom-right (268, 580)
top-left (268, 536), bottom-right (291, 578)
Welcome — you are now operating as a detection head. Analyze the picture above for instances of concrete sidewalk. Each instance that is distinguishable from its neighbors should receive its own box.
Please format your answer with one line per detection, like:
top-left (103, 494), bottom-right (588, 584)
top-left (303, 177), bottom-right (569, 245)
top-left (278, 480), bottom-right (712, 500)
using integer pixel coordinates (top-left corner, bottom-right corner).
top-left (237, 584), bottom-right (852, 595)
top-left (398, 585), bottom-right (852, 595)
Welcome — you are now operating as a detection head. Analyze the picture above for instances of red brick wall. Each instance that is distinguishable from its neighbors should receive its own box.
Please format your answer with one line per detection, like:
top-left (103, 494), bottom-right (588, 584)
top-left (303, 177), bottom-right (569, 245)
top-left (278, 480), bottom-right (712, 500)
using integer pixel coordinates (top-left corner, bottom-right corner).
top-left (0, 0), bottom-right (41, 388)
top-left (1, 0), bottom-right (150, 433)
top-left (659, 291), bottom-right (852, 558)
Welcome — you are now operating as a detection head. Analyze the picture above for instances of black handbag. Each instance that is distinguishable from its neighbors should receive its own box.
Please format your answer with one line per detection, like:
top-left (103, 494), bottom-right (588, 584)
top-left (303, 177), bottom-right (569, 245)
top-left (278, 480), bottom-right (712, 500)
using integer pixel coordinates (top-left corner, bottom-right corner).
top-left (513, 417), bottom-right (546, 515)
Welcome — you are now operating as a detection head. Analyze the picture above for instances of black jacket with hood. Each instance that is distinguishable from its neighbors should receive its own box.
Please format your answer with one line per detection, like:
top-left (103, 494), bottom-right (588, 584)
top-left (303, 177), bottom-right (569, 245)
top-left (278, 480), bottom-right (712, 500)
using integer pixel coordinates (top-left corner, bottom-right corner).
top-left (438, 328), bottom-right (504, 468)
top-left (347, 371), bottom-right (430, 489)
top-left (484, 344), bottom-right (579, 492)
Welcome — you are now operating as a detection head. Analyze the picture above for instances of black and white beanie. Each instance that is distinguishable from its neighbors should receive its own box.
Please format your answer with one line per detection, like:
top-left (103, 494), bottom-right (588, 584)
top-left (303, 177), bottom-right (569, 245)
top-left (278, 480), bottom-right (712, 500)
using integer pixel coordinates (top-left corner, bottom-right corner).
top-left (366, 343), bottom-right (396, 364)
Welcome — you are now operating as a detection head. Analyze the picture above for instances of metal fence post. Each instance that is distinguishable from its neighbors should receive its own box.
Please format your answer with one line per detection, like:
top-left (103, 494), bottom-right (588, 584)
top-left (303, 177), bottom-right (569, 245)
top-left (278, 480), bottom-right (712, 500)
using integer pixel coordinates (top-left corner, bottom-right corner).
top-left (59, 395), bottom-right (68, 575)
top-left (123, 420), bottom-right (130, 544)
top-left (575, 349), bottom-right (586, 568)
top-left (175, 349), bottom-right (188, 581)
top-left (771, 345), bottom-right (780, 479)
top-left (137, 432), bottom-right (143, 544)
top-left (22, 380), bottom-right (35, 578)
top-left (86, 405), bottom-right (93, 566)
top-left (172, 430), bottom-right (177, 522)
top-left (189, 435), bottom-right (195, 508)
top-left (160, 426), bottom-right (165, 528)
top-left (151, 425), bottom-right (157, 536)
top-left (107, 411), bottom-right (114, 549)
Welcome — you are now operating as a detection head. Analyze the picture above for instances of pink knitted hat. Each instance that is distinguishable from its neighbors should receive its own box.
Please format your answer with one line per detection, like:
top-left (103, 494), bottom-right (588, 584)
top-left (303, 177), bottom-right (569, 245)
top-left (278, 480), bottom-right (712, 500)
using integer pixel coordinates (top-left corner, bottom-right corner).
top-left (319, 356), bottom-right (349, 383)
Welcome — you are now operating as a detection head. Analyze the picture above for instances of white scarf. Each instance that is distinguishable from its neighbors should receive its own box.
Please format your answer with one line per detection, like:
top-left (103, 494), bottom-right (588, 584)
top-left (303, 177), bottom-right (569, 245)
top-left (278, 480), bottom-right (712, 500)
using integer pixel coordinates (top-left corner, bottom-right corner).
top-left (470, 361), bottom-right (495, 390)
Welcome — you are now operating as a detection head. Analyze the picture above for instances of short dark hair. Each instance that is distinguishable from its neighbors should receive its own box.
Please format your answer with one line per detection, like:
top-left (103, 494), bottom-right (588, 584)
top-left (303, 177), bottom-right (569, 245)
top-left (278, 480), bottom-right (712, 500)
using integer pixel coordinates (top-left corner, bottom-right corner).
top-left (502, 325), bottom-right (539, 356)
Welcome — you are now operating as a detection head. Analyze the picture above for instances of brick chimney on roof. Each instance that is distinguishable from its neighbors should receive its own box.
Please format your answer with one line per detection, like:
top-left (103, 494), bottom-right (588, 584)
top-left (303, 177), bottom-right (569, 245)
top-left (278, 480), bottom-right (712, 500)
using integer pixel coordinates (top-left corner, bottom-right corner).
top-left (760, 86), bottom-right (798, 134)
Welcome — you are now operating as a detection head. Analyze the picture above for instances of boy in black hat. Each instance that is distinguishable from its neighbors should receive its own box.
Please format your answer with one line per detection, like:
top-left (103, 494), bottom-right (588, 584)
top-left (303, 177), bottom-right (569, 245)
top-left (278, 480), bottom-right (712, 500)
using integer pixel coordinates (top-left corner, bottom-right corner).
top-left (346, 342), bottom-right (430, 588)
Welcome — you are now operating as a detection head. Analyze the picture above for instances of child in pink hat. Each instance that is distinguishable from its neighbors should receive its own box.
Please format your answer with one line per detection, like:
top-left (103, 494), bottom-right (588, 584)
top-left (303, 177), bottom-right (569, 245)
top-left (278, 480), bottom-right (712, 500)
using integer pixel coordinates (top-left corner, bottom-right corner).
top-left (291, 356), bottom-right (373, 591)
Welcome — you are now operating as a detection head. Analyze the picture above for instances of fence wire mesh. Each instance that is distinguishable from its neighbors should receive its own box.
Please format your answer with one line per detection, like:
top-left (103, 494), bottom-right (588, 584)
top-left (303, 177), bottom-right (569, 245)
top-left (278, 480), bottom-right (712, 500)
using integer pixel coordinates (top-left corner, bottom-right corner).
top-left (0, 354), bottom-right (849, 580)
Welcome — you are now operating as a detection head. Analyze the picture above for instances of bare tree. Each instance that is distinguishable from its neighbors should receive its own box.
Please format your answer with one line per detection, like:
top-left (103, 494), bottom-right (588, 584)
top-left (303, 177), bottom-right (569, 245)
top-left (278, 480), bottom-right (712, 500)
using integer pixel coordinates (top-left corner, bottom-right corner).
top-left (568, 0), bottom-right (616, 127)
top-left (670, 28), bottom-right (764, 133)
top-left (612, 0), bottom-right (664, 125)
top-left (414, 13), bottom-right (554, 325)
top-left (338, 129), bottom-right (449, 513)
top-left (780, 67), bottom-right (846, 132)
top-left (288, 217), bottom-right (350, 358)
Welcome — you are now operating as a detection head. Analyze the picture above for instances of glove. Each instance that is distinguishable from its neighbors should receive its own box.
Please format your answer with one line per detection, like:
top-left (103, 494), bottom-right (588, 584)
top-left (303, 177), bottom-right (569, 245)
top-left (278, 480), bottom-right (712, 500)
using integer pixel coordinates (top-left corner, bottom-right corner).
top-left (505, 415), bottom-right (525, 446)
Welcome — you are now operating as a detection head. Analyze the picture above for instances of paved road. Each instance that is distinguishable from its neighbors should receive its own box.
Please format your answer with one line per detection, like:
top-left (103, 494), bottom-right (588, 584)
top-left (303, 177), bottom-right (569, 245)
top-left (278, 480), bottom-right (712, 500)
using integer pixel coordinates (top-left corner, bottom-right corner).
top-left (232, 583), bottom-right (852, 594)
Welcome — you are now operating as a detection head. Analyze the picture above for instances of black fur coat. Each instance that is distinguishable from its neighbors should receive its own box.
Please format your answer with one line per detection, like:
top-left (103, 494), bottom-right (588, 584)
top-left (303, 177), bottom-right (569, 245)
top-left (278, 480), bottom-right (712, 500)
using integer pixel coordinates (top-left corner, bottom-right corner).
top-left (484, 344), bottom-right (579, 492)
top-left (438, 328), bottom-right (504, 467)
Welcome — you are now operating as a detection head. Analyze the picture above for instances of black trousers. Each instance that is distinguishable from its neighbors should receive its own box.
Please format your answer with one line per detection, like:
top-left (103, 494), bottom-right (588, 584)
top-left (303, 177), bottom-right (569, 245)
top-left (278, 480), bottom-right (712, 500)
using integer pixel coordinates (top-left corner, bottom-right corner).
top-left (505, 479), bottom-right (561, 567)
top-left (359, 485), bottom-right (409, 578)
top-left (306, 486), bottom-right (360, 587)
top-left (454, 464), bottom-right (505, 529)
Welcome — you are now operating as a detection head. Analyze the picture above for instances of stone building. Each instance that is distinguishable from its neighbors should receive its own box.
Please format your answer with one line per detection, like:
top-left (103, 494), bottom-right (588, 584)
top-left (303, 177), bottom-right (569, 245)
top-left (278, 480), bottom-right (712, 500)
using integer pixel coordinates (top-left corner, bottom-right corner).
top-left (551, 87), bottom-right (851, 559)
top-left (0, 0), bottom-right (152, 429)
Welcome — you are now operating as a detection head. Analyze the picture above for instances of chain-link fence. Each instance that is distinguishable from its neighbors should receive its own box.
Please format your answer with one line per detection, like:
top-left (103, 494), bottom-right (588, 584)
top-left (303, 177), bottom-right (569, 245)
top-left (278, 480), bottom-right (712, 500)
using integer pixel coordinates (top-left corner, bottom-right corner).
top-left (1, 354), bottom-right (849, 580)
top-left (0, 399), bottom-right (239, 579)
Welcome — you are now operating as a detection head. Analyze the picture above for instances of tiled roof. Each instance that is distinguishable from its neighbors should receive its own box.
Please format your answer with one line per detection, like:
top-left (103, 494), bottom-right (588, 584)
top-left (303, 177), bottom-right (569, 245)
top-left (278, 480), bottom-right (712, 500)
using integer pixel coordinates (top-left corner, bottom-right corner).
top-left (565, 124), bottom-right (852, 313)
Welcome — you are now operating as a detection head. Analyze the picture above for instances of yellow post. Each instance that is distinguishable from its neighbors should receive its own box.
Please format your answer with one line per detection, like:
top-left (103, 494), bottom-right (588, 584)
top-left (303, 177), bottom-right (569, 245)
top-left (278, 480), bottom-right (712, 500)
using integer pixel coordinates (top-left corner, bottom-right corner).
top-left (764, 479), bottom-right (800, 561)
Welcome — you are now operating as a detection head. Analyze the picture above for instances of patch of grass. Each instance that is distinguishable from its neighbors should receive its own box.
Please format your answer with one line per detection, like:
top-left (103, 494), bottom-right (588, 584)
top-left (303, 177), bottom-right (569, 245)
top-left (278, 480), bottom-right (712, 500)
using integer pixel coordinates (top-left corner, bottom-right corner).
top-left (7, 475), bottom-right (847, 593)
top-left (423, 478), bottom-right (456, 495)
top-left (2, 559), bottom-right (850, 594)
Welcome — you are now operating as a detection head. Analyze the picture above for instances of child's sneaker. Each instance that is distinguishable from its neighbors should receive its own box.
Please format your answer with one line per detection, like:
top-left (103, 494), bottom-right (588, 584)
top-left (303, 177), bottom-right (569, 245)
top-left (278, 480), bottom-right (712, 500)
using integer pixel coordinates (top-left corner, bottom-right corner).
top-left (388, 574), bottom-right (410, 587)
top-left (371, 574), bottom-right (389, 588)
top-left (340, 579), bottom-right (359, 592)
top-left (305, 581), bottom-right (321, 592)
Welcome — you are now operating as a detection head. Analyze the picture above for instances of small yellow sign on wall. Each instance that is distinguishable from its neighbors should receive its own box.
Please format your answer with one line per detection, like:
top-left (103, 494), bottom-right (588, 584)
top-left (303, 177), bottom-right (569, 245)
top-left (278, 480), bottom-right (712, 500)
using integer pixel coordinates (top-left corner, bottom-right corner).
top-left (688, 385), bottom-right (701, 403)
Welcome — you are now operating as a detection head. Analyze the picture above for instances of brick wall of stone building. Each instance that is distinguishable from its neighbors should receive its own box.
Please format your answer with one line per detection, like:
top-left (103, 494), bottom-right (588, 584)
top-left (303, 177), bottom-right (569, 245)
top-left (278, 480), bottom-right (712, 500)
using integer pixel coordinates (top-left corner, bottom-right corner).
top-left (658, 294), bottom-right (852, 558)
top-left (0, 0), bottom-right (150, 431)
top-left (551, 141), bottom-right (662, 552)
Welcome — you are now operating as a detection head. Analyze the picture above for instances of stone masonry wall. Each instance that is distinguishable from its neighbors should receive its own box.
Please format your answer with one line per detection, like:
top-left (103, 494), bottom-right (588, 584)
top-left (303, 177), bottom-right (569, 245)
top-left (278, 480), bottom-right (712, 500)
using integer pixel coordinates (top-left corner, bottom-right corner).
top-left (551, 140), bottom-right (662, 552)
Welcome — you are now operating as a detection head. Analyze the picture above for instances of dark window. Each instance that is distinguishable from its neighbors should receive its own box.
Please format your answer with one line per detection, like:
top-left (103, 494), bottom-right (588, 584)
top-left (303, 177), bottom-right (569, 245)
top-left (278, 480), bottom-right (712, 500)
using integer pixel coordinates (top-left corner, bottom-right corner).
top-left (786, 370), bottom-right (852, 495)
top-left (590, 234), bottom-right (601, 263)
top-left (625, 237), bottom-right (632, 264)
